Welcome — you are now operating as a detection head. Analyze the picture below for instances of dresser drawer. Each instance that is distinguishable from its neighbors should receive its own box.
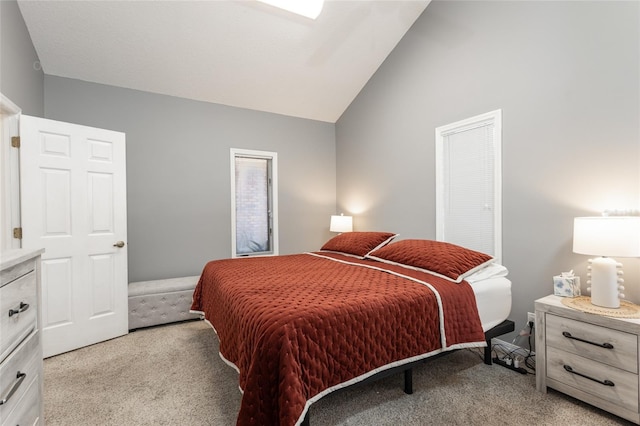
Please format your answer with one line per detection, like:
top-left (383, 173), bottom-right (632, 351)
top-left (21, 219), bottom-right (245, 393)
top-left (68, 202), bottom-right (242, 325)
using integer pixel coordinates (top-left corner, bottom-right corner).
top-left (547, 346), bottom-right (639, 412)
top-left (0, 331), bottom-right (40, 423)
top-left (1, 372), bottom-right (40, 426)
top-left (0, 259), bottom-right (35, 288)
top-left (0, 271), bottom-right (37, 363)
top-left (546, 313), bottom-right (638, 373)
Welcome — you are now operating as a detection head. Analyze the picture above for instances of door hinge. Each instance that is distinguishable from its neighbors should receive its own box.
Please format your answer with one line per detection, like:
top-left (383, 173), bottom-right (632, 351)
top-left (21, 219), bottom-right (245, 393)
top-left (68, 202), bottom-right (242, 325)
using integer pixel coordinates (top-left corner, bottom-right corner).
top-left (11, 136), bottom-right (20, 148)
top-left (13, 227), bottom-right (22, 239)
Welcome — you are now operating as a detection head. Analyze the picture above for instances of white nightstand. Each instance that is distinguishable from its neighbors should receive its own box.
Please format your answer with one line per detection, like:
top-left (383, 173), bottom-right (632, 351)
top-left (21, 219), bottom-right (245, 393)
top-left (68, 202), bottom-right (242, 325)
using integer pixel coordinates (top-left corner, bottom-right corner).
top-left (536, 295), bottom-right (640, 424)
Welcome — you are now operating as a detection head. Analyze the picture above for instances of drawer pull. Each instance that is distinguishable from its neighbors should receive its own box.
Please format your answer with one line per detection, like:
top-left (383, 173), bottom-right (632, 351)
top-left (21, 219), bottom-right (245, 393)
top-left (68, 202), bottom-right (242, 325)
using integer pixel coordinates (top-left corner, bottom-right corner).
top-left (0, 371), bottom-right (26, 405)
top-left (8, 302), bottom-right (29, 317)
top-left (563, 365), bottom-right (614, 387)
top-left (562, 331), bottom-right (614, 349)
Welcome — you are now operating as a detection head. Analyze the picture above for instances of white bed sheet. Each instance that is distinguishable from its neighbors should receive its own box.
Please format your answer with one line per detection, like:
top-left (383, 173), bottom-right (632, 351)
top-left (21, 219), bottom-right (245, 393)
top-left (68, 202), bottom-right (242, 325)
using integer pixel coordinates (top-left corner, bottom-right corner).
top-left (470, 277), bottom-right (512, 332)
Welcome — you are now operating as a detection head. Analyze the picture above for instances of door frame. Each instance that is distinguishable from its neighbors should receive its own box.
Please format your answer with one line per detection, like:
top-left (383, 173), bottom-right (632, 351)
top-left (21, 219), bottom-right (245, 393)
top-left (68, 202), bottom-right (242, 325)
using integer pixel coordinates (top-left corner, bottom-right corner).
top-left (0, 93), bottom-right (22, 251)
top-left (435, 109), bottom-right (502, 262)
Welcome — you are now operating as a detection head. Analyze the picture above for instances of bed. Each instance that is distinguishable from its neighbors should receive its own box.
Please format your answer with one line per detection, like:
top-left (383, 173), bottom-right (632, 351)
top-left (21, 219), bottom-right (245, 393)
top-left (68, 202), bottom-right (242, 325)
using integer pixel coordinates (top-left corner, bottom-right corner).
top-left (191, 233), bottom-right (512, 426)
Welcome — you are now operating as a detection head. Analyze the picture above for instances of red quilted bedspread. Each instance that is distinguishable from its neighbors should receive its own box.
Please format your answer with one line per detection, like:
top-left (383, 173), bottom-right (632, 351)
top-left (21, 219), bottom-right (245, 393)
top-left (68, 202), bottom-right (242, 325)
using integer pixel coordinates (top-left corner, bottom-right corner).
top-left (191, 252), bottom-right (486, 426)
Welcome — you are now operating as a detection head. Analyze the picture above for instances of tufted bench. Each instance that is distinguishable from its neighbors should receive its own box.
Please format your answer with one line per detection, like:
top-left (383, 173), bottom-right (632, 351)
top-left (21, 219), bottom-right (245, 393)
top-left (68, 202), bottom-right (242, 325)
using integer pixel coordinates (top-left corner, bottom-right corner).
top-left (128, 276), bottom-right (202, 330)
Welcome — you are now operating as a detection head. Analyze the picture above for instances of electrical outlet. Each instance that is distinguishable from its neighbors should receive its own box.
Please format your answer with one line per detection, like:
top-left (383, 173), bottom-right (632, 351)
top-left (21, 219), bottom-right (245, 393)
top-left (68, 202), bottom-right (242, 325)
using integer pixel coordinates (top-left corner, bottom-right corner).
top-left (527, 312), bottom-right (535, 325)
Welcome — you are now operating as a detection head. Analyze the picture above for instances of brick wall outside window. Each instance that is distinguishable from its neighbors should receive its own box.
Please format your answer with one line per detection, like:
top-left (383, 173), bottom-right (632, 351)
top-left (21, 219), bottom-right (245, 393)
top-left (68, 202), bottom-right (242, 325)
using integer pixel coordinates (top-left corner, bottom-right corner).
top-left (235, 157), bottom-right (269, 254)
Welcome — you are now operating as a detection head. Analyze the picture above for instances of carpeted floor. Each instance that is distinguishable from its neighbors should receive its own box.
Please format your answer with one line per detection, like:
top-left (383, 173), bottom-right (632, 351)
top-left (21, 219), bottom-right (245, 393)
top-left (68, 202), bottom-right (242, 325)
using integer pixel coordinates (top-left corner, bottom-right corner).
top-left (44, 320), bottom-right (632, 425)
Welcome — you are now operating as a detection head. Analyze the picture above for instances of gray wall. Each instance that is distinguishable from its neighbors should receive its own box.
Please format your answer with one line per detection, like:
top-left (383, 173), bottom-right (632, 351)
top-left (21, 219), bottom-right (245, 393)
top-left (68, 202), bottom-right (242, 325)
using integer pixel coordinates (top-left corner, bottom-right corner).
top-left (44, 76), bottom-right (336, 282)
top-left (0, 0), bottom-right (43, 116)
top-left (336, 1), bottom-right (640, 339)
top-left (7, 0), bottom-right (640, 342)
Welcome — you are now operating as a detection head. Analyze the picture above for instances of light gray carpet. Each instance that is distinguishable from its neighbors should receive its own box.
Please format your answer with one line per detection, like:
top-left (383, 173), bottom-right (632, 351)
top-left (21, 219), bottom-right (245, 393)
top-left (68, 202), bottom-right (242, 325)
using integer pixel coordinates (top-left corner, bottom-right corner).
top-left (44, 320), bottom-right (631, 425)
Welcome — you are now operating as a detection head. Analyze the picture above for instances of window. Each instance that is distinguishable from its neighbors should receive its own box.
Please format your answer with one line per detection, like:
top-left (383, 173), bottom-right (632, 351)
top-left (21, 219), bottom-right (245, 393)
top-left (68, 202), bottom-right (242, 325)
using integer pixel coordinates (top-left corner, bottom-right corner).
top-left (435, 109), bottom-right (502, 262)
top-left (230, 148), bottom-right (278, 257)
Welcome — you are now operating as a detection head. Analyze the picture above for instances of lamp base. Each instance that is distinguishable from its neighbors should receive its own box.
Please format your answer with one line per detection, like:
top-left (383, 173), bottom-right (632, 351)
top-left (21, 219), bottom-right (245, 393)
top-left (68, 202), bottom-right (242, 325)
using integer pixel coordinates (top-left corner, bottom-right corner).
top-left (588, 257), bottom-right (622, 309)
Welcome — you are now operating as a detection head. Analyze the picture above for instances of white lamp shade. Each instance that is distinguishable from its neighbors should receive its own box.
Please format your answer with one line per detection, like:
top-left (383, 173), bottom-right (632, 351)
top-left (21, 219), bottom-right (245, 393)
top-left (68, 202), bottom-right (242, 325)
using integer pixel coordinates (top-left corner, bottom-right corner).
top-left (573, 216), bottom-right (640, 258)
top-left (257, 0), bottom-right (324, 19)
top-left (330, 215), bottom-right (352, 233)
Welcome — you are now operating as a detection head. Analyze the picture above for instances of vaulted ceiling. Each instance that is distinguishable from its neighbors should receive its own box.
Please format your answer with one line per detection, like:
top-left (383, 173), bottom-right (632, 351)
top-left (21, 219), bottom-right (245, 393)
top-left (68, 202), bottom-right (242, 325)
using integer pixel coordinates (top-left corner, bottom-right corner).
top-left (18, 0), bottom-right (430, 123)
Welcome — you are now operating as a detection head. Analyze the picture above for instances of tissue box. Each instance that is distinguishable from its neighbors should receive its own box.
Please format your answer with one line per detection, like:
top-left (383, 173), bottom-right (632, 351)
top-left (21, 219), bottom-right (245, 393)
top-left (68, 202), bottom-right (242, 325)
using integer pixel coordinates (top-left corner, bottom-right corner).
top-left (553, 275), bottom-right (581, 297)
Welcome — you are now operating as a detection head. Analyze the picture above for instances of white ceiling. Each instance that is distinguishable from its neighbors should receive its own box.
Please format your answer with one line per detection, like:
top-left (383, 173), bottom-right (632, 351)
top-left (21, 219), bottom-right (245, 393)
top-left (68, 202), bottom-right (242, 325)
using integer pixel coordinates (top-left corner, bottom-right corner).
top-left (18, 0), bottom-right (430, 123)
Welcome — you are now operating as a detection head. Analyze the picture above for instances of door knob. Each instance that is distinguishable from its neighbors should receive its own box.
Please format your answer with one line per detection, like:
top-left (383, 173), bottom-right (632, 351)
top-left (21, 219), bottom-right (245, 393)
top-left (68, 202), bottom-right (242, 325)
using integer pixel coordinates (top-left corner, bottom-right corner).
top-left (113, 241), bottom-right (125, 248)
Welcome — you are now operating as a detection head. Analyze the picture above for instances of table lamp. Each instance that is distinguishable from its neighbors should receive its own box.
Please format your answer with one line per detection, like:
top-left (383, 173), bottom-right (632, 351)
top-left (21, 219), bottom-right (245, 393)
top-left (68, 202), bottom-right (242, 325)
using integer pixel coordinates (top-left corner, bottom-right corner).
top-left (330, 214), bottom-right (352, 233)
top-left (573, 216), bottom-right (640, 308)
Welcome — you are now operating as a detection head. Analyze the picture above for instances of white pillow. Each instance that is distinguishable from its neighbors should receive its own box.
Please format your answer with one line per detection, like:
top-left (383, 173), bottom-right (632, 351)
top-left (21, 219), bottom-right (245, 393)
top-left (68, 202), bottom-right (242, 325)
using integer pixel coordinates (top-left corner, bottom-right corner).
top-left (464, 263), bottom-right (509, 284)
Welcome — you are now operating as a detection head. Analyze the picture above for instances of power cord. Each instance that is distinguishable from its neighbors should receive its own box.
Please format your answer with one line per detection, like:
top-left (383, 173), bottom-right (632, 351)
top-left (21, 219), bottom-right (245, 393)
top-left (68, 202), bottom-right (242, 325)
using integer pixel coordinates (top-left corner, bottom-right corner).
top-left (523, 321), bottom-right (536, 371)
top-left (468, 321), bottom-right (537, 374)
top-left (489, 321), bottom-right (536, 375)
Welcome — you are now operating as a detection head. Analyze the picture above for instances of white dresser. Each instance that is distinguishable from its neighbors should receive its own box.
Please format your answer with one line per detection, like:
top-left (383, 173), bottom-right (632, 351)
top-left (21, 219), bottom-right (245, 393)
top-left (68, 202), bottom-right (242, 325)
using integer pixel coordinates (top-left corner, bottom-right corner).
top-left (0, 249), bottom-right (44, 426)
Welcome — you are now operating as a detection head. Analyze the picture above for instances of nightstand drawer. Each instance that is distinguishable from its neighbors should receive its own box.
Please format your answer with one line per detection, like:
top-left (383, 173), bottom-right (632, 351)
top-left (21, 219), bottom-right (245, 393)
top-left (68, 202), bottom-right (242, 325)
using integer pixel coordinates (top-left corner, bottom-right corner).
top-left (546, 313), bottom-right (638, 373)
top-left (547, 346), bottom-right (639, 412)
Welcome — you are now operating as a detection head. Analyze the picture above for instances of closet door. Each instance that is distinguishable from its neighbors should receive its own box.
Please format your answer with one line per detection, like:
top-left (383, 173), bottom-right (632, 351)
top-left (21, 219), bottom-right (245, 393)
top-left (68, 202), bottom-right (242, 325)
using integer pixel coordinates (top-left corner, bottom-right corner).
top-left (20, 115), bottom-right (128, 357)
top-left (435, 110), bottom-right (502, 261)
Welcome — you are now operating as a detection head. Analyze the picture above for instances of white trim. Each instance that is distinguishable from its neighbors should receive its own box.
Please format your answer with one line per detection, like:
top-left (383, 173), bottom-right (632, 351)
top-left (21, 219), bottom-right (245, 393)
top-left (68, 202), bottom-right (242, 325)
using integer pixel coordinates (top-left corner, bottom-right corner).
top-left (0, 94), bottom-right (22, 251)
top-left (0, 94), bottom-right (20, 115)
top-left (230, 148), bottom-right (279, 258)
top-left (435, 109), bottom-right (502, 262)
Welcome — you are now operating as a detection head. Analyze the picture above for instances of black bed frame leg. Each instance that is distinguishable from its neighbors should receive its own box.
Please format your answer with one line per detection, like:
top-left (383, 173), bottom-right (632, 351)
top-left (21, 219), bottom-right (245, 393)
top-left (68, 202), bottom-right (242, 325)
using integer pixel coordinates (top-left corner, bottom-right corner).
top-left (483, 343), bottom-right (492, 365)
top-left (404, 368), bottom-right (413, 394)
top-left (483, 320), bottom-right (515, 365)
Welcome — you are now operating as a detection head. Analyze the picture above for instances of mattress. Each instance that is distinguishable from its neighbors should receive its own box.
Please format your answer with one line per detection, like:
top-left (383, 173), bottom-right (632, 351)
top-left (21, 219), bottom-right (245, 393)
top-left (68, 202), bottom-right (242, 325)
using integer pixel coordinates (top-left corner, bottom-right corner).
top-left (471, 276), bottom-right (512, 332)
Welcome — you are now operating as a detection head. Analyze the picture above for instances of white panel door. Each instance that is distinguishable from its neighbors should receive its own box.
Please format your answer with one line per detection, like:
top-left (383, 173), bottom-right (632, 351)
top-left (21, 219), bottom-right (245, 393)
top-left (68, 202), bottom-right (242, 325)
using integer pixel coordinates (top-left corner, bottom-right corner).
top-left (19, 115), bottom-right (128, 358)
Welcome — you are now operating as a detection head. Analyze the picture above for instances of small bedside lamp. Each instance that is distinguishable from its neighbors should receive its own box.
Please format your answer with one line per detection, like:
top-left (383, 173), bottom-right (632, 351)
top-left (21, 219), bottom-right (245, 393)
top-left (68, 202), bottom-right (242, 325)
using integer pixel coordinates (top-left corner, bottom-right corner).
top-left (330, 214), bottom-right (352, 233)
top-left (573, 216), bottom-right (640, 308)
